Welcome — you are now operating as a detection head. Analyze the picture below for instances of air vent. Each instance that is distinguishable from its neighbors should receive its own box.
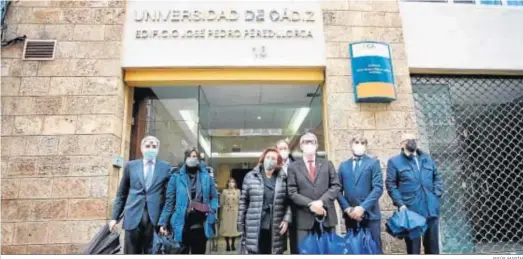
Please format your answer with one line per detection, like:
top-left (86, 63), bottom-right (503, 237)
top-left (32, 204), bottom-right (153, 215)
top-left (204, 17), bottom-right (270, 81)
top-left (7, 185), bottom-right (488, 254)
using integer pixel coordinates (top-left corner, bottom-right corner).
top-left (22, 40), bottom-right (56, 60)
top-left (232, 147), bottom-right (241, 152)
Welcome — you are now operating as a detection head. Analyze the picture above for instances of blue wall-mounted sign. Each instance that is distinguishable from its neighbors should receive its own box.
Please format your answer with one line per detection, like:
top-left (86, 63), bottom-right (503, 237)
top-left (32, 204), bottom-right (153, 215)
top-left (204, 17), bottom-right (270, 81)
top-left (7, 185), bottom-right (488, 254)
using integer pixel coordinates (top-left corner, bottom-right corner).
top-left (349, 41), bottom-right (396, 103)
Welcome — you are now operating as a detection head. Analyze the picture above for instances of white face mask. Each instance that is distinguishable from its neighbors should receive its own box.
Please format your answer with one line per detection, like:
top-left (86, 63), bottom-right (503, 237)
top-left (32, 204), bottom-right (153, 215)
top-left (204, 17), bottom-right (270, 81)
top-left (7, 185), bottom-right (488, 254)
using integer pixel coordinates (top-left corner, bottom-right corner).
top-left (279, 150), bottom-right (289, 160)
top-left (352, 144), bottom-right (366, 156)
top-left (301, 144), bottom-right (317, 155)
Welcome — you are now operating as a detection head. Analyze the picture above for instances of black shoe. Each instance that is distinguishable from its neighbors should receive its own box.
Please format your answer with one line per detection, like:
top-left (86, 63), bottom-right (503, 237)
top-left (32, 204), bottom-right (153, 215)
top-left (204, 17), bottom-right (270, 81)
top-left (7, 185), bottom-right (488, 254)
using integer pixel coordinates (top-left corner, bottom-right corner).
top-left (226, 246), bottom-right (231, 252)
top-left (232, 246), bottom-right (236, 251)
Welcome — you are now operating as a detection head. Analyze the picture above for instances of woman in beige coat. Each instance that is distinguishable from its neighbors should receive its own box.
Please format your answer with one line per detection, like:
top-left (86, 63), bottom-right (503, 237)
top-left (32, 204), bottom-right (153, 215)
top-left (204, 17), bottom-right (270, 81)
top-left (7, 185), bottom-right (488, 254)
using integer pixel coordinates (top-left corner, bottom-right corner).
top-left (220, 178), bottom-right (241, 251)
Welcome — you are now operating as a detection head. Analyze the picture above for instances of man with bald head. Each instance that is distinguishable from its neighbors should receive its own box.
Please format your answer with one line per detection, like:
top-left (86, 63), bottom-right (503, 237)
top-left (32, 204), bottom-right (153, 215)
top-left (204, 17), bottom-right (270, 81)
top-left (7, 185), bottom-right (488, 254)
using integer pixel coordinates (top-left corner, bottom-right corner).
top-left (386, 133), bottom-right (444, 254)
top-left (110, 136), bottom-right (173, 254)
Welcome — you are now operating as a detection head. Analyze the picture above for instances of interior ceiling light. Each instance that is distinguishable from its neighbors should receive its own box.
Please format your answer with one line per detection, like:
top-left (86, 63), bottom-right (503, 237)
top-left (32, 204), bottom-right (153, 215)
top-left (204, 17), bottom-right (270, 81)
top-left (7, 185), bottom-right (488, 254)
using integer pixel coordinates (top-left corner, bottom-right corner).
top-left (257, 116), bottom-right (261, 120)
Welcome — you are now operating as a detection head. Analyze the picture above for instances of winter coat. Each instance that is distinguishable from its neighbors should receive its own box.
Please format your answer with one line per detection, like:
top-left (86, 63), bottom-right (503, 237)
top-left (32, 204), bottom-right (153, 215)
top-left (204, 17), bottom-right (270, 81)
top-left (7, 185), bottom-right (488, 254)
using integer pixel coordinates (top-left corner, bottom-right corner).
top-left (386, 150), bottom-right (444, 218)
top-left (237, 166), bottom-right (292, 254)
top-left (158, 162), bottom-right (219, 242)
top-left (219, 188), bottom-right (241, 237)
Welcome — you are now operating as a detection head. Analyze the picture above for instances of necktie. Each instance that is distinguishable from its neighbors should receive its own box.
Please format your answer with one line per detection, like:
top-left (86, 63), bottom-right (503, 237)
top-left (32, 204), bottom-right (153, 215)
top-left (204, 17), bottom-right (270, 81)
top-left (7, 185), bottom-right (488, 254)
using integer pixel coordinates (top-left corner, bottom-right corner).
top-left (354, 158), bottom-right (360, 172)
top-left (308, 160), bottom-right (315, 182)
top-left (145, 160), bottom-right (153, 190)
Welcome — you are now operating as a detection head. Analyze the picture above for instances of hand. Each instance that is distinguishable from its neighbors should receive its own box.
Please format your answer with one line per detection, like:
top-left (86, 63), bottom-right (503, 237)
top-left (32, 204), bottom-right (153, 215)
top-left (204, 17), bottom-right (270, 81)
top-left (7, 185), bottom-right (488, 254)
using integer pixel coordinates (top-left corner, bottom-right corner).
top-left (309, 200), bottom-right (324, 215)
top-left (159, 226), bottom-right (169, 236)
top-left (279, 221), bottom-right (288, 235)
top-left (108, 220), bottom-right (118, 232)
top-left (399, 205), bottom-right (407, 211)
top-left (345, 207), bottom-right (354, 216)
top-left (349, 206), bottom-right (365, 221)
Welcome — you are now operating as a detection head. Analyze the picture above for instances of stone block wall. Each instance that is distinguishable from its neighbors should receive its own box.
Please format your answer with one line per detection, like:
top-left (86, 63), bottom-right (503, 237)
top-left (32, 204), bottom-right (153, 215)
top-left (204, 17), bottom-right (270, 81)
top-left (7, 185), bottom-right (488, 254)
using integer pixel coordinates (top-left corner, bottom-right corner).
top-left (322, 0), bottom-right (418, 254)
top-left (1, 0), bottom-right (125, 254)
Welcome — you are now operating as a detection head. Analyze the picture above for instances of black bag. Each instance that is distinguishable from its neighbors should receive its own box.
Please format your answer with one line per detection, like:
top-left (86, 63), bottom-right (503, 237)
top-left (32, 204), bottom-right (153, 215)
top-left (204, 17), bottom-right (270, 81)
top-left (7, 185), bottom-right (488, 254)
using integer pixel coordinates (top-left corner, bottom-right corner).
top-left (152, 232), bottom-right (183, 254)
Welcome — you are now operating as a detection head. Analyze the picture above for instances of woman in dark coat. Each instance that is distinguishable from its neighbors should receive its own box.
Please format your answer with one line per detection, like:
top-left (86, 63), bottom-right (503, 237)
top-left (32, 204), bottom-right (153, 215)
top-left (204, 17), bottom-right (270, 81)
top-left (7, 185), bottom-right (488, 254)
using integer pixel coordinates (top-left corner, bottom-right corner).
top-left (237, 148), bottom-right (292, 254)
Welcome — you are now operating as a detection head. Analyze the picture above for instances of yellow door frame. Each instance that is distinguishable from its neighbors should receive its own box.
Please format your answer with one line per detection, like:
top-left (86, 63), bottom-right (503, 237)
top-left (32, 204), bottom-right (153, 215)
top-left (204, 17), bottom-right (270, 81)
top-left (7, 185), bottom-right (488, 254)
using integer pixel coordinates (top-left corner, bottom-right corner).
top-left (124, 67), bottom-right (325, 86)
top-left (121, 66), bottom-right (329, 158)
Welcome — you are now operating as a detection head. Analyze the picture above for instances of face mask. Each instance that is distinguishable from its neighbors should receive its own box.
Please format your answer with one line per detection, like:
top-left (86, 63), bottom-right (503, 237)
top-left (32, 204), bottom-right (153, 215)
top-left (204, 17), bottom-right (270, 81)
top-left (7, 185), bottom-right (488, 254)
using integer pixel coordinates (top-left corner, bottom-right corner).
top-left (186, 157), bottom-right (199, 167)
top-left (405, 139), bottom-right (417, 153)
top-left (264, 158), bottom-right (277, 172)
top-left (143, 150), bottom-right (158, 160)
top-left (279, 151), bottom-right (289, 160)
top-left (301, 144), bottom-right (317, 155)
top-left (352, 144), bottom-right (366, 156)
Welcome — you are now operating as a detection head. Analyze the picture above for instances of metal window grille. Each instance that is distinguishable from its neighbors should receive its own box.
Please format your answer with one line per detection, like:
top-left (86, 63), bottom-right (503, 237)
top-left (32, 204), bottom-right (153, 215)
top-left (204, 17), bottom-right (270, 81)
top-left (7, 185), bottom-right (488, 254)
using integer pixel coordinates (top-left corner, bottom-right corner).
top-left (411, 75), bottom-right (523, 254)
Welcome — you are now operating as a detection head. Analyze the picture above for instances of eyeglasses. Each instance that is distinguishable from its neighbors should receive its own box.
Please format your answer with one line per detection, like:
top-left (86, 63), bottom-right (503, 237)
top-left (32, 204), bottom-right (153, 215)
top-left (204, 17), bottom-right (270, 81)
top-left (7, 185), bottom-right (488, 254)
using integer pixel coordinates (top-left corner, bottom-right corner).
top-left (145, 144), bottom-right (158, 149)
top-left (301, 140), bottom-right (317, 145)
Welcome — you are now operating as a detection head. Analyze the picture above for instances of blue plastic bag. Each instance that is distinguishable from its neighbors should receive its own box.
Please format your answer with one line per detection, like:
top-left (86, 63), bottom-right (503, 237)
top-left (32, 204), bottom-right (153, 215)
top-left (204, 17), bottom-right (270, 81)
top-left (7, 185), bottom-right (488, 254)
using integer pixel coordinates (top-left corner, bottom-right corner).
top-left (344, 224), bottom-right (381, 254)
top-left (299, 217), bottom-right (347, 254)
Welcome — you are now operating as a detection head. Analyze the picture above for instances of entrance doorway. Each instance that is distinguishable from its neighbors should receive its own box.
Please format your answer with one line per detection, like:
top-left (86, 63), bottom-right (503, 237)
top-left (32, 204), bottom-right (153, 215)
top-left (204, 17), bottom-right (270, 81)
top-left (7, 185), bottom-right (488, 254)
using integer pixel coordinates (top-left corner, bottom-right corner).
top-left (130, 84), bottom-right (325, 190)
top-left (129, 84), bottom-right (324, 254)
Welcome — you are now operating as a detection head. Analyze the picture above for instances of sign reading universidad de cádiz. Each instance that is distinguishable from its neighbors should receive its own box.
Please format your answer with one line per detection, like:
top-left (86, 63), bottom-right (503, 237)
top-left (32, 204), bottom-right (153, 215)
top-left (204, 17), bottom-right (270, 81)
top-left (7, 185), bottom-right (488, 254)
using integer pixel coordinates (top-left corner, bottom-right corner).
top-left (122, 0), bottom-right (325, 68)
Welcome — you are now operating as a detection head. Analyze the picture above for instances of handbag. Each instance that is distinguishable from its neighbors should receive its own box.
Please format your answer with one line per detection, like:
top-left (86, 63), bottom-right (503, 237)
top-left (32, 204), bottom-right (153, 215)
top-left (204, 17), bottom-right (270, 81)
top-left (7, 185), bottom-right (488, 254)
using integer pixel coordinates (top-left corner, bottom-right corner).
top-left (189, 200), bottom-right (210, 213)
top-left (185, 176), bottom-right (210, 213)
top-left (152, 232), bottom-right (183, 254)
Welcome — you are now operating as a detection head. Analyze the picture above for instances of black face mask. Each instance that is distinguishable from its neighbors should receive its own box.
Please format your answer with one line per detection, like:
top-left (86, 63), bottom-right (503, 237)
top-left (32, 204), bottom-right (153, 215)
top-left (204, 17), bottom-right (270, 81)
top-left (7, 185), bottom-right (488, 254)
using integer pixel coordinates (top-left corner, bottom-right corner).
top-left (405, 139), bottom-right (417, 153)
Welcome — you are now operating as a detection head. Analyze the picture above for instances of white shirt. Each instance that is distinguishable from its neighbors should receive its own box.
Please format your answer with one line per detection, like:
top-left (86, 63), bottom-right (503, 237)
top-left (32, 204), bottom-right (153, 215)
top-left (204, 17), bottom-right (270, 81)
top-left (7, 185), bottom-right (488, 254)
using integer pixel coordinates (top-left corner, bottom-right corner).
top-left (303, 156), bottom-right (316, 174)
top-left (143, 159), bottom-right (156, 179)
top-left (282, 159), bottom-right (290, 176)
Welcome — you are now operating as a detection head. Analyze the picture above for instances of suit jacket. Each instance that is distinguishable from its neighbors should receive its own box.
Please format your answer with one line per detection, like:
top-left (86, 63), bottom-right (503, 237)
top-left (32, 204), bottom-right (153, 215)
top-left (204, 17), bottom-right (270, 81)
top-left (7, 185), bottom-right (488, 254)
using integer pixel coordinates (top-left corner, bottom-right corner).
top-left (111, 159), bottom-right (172, 230)
top-left (287, 157), bottom-right (341, 230)
top-left (337, 155), bottom-right (383, 221)
top-left (386, 150), bottom-right (444, 218)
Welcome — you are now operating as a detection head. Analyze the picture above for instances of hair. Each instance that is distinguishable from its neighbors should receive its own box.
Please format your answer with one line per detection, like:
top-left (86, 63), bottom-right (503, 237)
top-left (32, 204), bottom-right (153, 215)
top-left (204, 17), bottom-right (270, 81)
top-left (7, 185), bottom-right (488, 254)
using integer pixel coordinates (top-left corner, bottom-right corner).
top-left (276, 139), bottom-right (296, 162)
top-left (258, 148), bottom-right (283, 169)
top-left (226, 178), bottom-right (237, 189)
top-left (299, 132), bottom-right (318, 145)
top-left (184, 147), bottom-right (201, 161)
top-left (350, 136), bottom-right (368, 145)
top-left (141, 135), bottom-right (160, 147)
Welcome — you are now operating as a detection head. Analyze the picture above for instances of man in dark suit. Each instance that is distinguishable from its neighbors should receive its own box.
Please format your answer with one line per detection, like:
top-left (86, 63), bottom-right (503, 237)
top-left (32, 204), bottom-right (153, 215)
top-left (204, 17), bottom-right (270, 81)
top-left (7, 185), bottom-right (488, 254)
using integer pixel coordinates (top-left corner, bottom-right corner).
top-left (109, 136), bottom-right (173, 254)
top-left (386, 133), bottom-right (444, 254)
top-left (287, 133), bottom-right (341, 248)
top-left (337, 136), bottom-right (383, 252)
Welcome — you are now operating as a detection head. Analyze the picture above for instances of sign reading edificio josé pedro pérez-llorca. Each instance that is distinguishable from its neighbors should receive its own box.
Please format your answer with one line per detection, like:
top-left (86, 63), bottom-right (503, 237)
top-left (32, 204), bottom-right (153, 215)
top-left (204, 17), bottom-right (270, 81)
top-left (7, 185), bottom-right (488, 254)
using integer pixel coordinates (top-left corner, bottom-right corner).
top-left (123, 1), bottom-right (325, 68)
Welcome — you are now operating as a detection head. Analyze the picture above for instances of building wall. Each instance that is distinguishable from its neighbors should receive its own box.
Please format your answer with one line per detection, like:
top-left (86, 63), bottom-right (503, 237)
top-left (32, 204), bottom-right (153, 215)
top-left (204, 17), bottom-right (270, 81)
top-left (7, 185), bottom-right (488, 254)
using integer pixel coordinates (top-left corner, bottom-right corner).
top-left (1, 0), bottom-right (126, 254)
top-left (400, 2), bottom-right (523, 72)
top-left (322, 0), bottom-right (416, 254)
top-left (2, 0), bottom-right (419, 255)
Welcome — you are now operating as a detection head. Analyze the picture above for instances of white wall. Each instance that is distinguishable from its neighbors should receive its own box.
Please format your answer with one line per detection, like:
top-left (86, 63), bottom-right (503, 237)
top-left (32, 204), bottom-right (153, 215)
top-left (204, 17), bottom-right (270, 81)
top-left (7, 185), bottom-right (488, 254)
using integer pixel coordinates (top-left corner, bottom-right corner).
top-left (399, 2), bottom-right (523, 73)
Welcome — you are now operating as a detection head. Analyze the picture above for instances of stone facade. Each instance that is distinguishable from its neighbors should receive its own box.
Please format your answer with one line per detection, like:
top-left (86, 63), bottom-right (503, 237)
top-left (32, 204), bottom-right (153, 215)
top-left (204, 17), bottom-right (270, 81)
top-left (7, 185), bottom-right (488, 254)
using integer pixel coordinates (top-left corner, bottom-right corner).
top-left (2, 0), bottom-right (417, 255)
top-left (1, 0), bottom-right (126, 254)
top-left (322, 0), bottom-right (417, 254)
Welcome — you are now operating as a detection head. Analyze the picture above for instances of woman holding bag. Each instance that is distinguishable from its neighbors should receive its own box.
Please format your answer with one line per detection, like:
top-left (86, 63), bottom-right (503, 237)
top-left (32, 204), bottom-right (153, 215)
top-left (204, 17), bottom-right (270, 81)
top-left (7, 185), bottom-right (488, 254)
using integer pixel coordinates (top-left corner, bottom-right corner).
top-left (158, 148), bottom-right (219, 254)
top-left (237, 148), bottom-right (292, 254)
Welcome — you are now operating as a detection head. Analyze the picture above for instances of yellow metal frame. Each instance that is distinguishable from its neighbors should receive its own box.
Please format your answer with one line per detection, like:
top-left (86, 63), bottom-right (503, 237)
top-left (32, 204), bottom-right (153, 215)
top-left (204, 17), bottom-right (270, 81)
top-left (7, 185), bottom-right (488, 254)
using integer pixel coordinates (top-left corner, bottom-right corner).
top-left (124, 67), bottom-right (325, 86)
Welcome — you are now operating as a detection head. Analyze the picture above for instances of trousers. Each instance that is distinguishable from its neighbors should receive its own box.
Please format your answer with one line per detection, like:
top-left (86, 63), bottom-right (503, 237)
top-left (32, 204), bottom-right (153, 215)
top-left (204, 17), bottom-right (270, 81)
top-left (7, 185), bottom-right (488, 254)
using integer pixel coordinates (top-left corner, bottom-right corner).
top-left (124, 207), bottom-right (154, 254)
top-left (405, 217), bottom-right (440, 254)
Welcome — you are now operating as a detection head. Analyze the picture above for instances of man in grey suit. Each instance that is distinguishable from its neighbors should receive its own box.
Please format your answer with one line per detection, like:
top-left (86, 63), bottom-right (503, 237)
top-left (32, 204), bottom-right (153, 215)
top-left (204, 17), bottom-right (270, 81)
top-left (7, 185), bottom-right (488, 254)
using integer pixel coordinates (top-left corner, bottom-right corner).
top-left (109, 136), bottom-right (172, 254)
top-left (287, 133), bottom-right (341, 249)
